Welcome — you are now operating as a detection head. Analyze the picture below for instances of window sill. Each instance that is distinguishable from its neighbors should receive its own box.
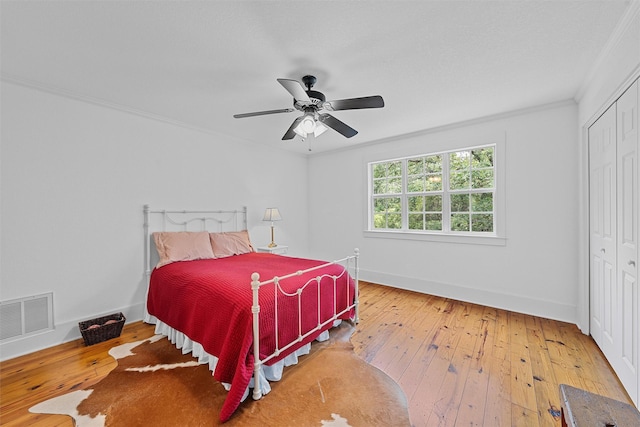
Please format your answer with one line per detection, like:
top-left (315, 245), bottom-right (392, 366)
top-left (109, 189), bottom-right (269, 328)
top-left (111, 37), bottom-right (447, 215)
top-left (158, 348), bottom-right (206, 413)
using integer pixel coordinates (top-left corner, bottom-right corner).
top-left (363, 230), bottom-right (506, 246)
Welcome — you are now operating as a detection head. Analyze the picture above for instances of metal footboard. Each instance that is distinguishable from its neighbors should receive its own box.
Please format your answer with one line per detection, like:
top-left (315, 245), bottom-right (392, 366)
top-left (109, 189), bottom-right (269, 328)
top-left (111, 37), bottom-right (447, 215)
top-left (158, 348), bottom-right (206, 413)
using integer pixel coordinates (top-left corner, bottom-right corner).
top-left (250, 249), bottom-right (360, 400)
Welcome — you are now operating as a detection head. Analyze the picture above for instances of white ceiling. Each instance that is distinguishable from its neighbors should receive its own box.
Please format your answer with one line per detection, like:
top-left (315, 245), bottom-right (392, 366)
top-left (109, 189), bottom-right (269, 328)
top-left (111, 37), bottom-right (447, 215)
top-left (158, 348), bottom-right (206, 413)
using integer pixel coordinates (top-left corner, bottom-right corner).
top-left (0, 1), bottom-right (632, 155)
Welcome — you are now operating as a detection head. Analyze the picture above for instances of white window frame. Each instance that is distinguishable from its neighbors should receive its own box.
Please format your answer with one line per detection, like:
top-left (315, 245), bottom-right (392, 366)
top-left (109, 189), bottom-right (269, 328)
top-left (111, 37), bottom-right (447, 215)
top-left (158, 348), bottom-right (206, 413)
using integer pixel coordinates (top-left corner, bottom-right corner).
top-left (364, 140), bottom-right (506, 246)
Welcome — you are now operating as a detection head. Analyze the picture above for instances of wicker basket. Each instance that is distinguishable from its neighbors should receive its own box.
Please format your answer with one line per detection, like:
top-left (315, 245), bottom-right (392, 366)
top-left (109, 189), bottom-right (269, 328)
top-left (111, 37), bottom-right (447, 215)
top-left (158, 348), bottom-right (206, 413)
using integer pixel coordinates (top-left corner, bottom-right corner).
top-left (79, 312), bottom-right (126, 346)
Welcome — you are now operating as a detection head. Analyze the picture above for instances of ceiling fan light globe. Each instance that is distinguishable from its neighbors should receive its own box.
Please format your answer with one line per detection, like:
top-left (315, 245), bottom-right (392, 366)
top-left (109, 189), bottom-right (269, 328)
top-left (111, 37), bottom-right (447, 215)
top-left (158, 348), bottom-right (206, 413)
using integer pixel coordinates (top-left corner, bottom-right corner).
top-left (314, 122), bottom-right (328, 137)
top-left (293, 126), bottom-right (307, 138)
top-left (300, 116), bottom-right (316, 133)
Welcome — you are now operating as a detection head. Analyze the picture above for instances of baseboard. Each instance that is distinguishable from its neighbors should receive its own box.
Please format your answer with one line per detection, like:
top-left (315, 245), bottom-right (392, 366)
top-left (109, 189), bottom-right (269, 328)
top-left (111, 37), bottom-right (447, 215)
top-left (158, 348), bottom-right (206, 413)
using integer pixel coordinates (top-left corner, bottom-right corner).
top-left (2, 273), bottom-right (579, 361)
top-left (359, 269), bottom-right (578, 326)
top-left (0, 302), bottom-right (146, 362)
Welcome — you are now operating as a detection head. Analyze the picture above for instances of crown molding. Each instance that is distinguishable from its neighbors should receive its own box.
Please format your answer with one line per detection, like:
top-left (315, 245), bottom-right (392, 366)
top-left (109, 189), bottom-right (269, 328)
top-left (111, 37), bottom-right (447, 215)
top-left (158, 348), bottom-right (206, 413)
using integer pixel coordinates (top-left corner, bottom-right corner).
top-left (1, 73), bottom-right (212, 134)
top-left (310, 98), bottom-right (577, 158)
top-left (0, 73), bottom-right (308, 158)
top-left (575, 0), bottom-right (640, 102)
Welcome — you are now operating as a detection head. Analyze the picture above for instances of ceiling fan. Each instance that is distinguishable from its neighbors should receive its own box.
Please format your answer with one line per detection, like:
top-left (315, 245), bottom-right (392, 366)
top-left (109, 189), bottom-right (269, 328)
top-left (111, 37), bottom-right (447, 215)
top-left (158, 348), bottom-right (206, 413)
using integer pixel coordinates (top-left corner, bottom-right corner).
top-left (233, 75), bottom-right (384, 140)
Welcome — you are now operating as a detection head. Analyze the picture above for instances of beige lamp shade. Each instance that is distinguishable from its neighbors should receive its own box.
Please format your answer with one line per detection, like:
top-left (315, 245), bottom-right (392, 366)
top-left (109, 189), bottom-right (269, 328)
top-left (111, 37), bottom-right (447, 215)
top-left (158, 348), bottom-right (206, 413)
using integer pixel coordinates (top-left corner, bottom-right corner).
top-left (262, 208), bottom-right (282, 222)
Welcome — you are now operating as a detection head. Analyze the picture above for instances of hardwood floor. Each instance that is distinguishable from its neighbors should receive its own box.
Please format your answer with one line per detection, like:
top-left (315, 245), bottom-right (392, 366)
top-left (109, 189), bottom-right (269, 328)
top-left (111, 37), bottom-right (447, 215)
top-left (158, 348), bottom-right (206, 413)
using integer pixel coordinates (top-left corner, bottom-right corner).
top-left (351, 282), bottom-right (633, 426)
top-left (0, 281), bottom-right (633, 426)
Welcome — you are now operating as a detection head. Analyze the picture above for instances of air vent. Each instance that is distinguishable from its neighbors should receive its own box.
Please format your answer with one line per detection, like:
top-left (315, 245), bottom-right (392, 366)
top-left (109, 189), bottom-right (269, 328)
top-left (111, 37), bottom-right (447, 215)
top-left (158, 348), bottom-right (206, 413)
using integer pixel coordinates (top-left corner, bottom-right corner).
top-left (0, 293), bottom-right (54, 342)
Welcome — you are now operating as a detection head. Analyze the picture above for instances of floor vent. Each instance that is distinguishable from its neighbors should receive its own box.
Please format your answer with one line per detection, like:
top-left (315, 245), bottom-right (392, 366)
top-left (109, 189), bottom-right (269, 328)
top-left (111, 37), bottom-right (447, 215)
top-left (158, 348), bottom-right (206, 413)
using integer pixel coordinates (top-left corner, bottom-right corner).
top-left (1, 293), bottom-right (54, 342)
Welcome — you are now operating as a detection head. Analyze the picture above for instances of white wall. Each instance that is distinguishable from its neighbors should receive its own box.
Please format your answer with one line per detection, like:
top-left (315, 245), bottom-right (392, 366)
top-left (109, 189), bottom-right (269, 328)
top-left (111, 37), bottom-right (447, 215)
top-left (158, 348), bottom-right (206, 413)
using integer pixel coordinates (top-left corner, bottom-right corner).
top-left (308, 102), bottom-right (580, 324)
top-left (0, 81), bottom-right (309, 360)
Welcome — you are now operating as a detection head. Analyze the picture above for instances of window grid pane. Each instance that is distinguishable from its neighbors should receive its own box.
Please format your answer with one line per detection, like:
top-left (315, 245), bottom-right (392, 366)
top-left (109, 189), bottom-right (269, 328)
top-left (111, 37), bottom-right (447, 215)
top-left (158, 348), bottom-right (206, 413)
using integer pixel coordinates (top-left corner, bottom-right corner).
top-left (372, 196), bottom-right (402, 229)
top-left (372, 161), bottom-right (403, 195)
top-left (407, 194), bottom-right (443, 230)
top-left (370, 145), bottom-right (495, 234)
top-left (407, 154), bottom-right (443, 193)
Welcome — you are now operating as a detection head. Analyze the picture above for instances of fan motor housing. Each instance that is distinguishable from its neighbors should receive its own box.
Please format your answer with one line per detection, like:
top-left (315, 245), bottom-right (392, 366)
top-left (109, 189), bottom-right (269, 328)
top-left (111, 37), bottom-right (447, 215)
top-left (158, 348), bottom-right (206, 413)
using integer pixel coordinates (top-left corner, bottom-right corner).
top-left (294, 90), bottom-right (325, 111)
top-left (306, 90), bottom-right (325, 103)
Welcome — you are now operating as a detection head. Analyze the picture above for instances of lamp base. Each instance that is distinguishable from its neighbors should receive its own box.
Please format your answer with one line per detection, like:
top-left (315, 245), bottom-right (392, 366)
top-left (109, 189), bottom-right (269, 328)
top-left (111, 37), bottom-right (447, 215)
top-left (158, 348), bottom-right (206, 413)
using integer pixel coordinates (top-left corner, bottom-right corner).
top-left (268, 224), bottom-right (277, 248)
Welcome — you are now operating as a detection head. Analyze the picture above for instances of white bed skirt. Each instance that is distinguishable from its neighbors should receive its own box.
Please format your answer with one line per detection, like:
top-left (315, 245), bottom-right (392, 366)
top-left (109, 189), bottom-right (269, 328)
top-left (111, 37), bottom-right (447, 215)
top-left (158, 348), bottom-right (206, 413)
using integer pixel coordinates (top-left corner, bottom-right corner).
top-left (149, 318), bottom-right (338, 402)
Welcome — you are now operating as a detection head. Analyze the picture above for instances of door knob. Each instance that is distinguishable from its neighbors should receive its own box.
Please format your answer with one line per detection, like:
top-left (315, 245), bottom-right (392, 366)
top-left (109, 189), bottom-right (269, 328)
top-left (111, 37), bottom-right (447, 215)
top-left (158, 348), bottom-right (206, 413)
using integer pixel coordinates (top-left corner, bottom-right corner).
top-left (629, 260), bottom-right (636, 267)
top-left (600, 248), bottom-right (605, 253)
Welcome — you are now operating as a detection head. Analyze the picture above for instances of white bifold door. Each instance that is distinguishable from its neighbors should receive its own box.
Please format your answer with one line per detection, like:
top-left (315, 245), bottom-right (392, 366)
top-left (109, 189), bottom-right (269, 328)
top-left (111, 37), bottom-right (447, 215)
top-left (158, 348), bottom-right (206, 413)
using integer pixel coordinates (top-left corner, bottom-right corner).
top-left (589, 79), bottom-right (639, 407)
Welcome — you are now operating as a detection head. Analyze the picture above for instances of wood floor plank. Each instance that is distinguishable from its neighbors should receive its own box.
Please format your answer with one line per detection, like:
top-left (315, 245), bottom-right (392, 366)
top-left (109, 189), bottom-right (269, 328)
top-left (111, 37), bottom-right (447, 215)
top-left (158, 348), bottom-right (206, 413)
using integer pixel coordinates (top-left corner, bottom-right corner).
top-left (426, 303), bottom-right (480, 426)
top-left (1, 282), bottom-right (634, 427)
top-left (511, 404), bottom-right (539, 427)
top-left (368, 293), bottom-right (435, 373)
top-left (526, 319), bottom-right (561, 427)
top-left (352, 285), bottom-right (419, 364)
top-left (482, 356), bottom-right (512, 426)
top-left (380, 298), bottom-right (442, 381)
top-left (453, 307), bottom-right (495, 426)
top-left (510, 346), bottom-right (537, 413)
top-left (410, 300), bottom-right (478, 425)
top-left (389, 300), bottom-right (452, 406)
top-left (426, 344), bottom-right (474, 426)
top-left (409, 348), bottom-right (452, 425)
top-left (509, 312), bottom-right (538, 413)
top-left (491, 307), bottom-right (511, 361)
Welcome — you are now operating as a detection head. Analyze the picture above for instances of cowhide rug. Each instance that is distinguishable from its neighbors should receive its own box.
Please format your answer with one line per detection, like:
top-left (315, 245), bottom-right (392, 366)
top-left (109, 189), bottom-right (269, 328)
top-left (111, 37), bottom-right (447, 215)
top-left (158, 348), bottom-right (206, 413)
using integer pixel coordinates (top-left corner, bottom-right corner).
top-left (30, 322), bottom-right (411, 426)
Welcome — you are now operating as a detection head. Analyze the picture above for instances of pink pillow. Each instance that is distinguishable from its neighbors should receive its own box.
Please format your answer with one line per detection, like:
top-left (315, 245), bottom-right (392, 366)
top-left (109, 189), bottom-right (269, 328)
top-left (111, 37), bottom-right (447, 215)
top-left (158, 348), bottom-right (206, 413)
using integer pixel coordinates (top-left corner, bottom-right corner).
top-left (153, 231), bottom-right (215, 268)
top-left (209, 230), bottom-right (254, 258)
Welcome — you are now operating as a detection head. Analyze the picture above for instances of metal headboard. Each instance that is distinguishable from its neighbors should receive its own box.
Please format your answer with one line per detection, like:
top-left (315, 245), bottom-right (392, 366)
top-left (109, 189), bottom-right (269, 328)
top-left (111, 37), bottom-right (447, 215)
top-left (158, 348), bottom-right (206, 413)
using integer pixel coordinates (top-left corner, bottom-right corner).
top-left (143, 204), bottom-right (248, 278)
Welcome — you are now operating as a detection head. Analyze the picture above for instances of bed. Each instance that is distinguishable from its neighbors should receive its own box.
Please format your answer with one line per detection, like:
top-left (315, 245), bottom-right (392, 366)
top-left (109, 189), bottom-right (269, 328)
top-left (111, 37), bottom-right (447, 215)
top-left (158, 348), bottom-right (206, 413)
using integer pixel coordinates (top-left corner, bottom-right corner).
top-left (142, 206), bottom-right (359, 422)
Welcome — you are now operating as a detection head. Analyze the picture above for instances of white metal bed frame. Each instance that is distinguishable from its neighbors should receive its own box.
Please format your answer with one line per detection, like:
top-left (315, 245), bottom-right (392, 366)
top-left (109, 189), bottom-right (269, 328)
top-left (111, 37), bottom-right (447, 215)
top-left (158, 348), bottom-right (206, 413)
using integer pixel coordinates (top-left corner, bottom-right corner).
top-left (143, 205), bottom-right (359, 401)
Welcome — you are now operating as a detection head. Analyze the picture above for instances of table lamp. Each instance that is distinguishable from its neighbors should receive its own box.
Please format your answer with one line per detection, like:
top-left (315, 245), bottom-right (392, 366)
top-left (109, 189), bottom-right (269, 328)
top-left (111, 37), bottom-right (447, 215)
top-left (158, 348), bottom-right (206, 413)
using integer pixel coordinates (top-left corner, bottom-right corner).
top-left (262, 208), bottom-right (282, 248)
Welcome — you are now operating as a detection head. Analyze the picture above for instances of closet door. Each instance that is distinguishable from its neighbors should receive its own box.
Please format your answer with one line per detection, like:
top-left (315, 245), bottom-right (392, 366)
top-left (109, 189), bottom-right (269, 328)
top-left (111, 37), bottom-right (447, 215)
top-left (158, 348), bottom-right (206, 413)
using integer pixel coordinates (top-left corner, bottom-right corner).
top-left (616, 80), bottom-right (638, 404)
top-left (589, 104), bottom-right (618, 358)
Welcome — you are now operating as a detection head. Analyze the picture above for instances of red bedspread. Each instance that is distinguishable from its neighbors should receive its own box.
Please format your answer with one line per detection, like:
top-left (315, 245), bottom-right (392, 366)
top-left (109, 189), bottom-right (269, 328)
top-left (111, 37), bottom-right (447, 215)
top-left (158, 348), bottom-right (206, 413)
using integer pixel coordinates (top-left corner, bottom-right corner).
top-left (147, 252), bottom-right (355, 422)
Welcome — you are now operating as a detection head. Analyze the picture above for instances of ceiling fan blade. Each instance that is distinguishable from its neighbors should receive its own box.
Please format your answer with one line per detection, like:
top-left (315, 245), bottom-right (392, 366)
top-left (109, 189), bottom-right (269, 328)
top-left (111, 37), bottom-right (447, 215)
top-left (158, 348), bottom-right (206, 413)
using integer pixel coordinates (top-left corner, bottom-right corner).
top-left (282, 116), bottom-right (304, 140)
top-left (233, 108), bottom-right (294, 119)
top-left (277, 78), bottom-right (311, 103)
top-left (326, 95), bottom-right (385, 111)
top-left (318, 113), bottom-right (358, 138)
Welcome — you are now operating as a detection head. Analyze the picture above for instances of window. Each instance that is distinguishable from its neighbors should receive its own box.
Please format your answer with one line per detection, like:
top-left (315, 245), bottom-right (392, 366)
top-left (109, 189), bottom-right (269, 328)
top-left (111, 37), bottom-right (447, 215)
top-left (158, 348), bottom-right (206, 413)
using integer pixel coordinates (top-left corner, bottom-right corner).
top-left (369, 145), bottom-right (497, 236)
